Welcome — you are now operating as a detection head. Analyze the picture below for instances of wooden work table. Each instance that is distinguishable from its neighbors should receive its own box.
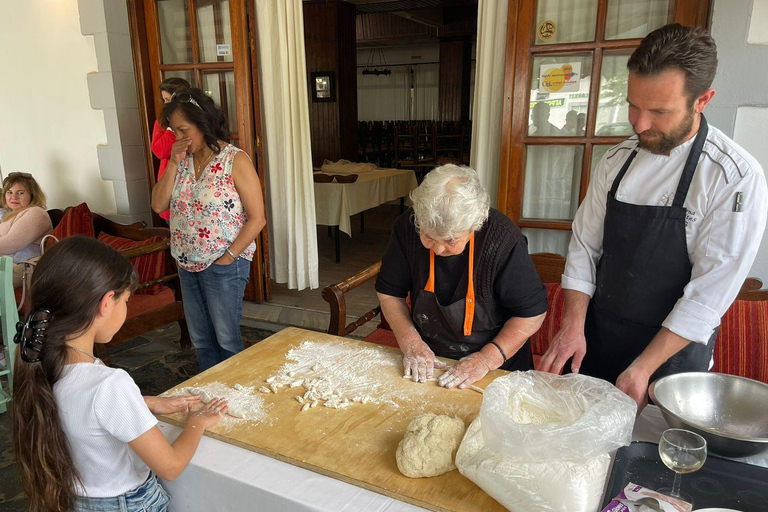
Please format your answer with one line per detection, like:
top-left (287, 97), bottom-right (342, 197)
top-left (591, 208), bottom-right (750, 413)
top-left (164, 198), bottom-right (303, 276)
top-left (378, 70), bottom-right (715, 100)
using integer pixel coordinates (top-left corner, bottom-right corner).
top-left (158, 327), bottom-right (507, 512)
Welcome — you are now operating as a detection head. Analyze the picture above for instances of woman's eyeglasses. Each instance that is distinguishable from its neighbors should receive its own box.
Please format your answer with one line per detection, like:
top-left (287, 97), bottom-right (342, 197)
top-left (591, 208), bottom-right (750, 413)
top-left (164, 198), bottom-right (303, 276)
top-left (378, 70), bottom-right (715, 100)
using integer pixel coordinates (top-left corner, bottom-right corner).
top-left (171, 92), bottom-right (203, 110)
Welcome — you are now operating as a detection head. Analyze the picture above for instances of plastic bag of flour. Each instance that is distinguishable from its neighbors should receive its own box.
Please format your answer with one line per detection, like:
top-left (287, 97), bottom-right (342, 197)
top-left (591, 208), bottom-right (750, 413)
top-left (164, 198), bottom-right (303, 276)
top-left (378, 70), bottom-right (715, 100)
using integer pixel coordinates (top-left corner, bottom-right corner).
top-left (455, 371), bottom-right (636, 512)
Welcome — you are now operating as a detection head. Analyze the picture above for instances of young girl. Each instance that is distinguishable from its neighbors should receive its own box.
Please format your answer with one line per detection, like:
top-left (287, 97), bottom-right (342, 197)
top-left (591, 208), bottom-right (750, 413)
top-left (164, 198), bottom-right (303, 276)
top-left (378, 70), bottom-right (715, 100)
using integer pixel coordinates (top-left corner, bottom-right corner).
top-left (13, 236), bottom-right (228, 512)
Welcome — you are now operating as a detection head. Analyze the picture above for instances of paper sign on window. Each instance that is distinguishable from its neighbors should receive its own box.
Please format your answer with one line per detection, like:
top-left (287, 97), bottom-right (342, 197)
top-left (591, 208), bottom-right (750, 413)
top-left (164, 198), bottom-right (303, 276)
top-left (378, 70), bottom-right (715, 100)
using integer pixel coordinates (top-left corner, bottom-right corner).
top-left (539, 62), bottom-right (581, 93)
top-left (216, 44), bottom-right (231, 57)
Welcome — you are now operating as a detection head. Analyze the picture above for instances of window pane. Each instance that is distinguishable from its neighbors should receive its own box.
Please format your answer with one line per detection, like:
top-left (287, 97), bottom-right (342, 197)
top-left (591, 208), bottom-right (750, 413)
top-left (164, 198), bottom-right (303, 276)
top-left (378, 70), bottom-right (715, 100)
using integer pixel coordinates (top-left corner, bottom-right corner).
top-left (522, 228), bottom-right (572, 257)
top-left (605, 0), bottom-right (671, 40)
top-left (523, 145), bottom-right (584, 221)
top-left (163, 70), bottom-right (195, 87)
top-left (202, 71), bottom-right (237, 136)
top-left (590, 145), bottom-right (613, 178)
top-left (158, 0), bottom-right (192, 64)
top-left (197, 0), bottom-right (233, 63)
top-left (535, 0), bottom-right (598, 45)
top-left (529, 54), bottom-right (592, 137)
top-left (595, 53), bottom-right (633, 137)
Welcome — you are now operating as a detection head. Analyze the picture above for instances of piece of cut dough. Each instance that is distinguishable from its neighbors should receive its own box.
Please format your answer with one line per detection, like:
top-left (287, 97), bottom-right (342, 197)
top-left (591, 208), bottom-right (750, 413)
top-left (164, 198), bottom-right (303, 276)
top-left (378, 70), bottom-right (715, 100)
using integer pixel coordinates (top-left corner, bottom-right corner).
top-left (188, 387), bottom-right (213, 403)
top-left (396, 413), bottom-right (465, 478)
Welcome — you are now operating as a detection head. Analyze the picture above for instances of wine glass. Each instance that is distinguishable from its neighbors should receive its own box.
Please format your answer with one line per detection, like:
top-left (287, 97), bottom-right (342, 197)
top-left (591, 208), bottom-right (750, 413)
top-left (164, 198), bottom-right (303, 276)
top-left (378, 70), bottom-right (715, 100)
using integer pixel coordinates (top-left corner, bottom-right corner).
top-left (658, 428), bottom-right (707, 506)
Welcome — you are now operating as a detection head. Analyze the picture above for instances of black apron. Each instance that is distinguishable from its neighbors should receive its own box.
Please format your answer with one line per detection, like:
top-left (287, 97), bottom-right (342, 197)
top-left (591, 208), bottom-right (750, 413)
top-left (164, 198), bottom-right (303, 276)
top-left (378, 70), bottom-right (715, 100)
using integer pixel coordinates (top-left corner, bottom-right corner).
top-left (577, 117), bottom-right (717, 385)
top-left (412, 233), bottom-right (533, 372)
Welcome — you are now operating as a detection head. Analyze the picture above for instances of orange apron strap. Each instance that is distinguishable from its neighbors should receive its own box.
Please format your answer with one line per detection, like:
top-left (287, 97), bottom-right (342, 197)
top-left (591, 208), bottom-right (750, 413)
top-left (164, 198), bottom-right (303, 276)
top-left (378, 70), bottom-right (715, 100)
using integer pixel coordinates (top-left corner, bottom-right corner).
top-left (425, 249), bottom-right (435, 293)
top-left (463, 233), bottom-right (475, 336)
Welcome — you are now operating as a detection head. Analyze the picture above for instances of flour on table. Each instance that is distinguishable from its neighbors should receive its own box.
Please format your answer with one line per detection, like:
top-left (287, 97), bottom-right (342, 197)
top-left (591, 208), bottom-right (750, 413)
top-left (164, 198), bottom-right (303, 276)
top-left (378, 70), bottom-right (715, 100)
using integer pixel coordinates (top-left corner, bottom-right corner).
top-left (176, 381), bottom-right (268, 424)
top-left (260, 340), bottom-right (477, 417)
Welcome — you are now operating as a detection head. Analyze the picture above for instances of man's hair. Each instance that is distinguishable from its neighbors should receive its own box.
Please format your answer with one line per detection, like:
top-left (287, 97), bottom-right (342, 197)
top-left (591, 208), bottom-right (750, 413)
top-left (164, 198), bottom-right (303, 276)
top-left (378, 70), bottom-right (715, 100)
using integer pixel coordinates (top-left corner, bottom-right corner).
top-left (627, 23), bottom-right (718, 104)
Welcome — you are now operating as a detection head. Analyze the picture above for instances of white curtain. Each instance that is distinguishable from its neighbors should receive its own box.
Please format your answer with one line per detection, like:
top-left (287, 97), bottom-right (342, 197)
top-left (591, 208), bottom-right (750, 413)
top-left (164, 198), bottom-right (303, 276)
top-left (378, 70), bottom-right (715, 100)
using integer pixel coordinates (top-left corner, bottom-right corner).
top-left (255, 0), bottom-right (318, 290)
top-left (357, 67), bottom-right (410, 121)
top-left (357, 64), bottom-right (439, 121)
top-left (412, 64), bottom-right (439, 121)
top-left (470, 0), bottom-right (509, 206)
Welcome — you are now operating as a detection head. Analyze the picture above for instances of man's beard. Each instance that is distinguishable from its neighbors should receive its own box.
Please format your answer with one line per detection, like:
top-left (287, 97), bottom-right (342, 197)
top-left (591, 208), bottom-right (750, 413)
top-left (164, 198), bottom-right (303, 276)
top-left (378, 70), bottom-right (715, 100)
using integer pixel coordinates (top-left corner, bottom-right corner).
top-left (636, 108), bottom-right (695, 154)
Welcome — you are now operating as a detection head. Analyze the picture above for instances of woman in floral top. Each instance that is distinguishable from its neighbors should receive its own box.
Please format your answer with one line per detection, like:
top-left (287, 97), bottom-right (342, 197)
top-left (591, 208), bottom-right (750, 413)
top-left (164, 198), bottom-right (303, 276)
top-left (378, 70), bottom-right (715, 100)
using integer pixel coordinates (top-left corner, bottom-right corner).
top-left (151, 88), bottom-right (266, 370)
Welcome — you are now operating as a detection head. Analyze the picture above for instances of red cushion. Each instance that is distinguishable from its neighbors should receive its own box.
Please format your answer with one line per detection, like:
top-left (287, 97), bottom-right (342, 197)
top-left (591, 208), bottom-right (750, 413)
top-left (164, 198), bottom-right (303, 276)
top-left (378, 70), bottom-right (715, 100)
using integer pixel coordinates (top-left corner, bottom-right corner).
top-left (50, 203), bottom-right (94, 241)
top-left (97, 232), bottom-right (166, 295)
top-left (713, 299), bottom-right (768, 384)
top-left (363, 328), bottom-right (400, 348)
top-left (530, 283), bottom-right (565, 357)
top-left (127, 286), bottom-right (176, 318)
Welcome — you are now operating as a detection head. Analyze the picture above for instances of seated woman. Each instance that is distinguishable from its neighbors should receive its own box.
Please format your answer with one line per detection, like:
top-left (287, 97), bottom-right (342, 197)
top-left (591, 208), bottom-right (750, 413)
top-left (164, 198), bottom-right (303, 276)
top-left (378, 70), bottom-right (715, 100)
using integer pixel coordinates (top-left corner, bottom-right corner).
top-left (0, 172), bottom-right (52, 274)
top-left (376, 164), bottom-right (548, 390)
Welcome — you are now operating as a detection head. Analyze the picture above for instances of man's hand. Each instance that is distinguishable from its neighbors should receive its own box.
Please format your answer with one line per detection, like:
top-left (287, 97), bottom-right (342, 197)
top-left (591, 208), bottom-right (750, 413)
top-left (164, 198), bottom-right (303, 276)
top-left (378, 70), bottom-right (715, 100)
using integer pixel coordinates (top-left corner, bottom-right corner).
top-left (402, 338), bottom-right (446, 383)
top-left (437, 351), bottom-right (495, 389)
top-left (615, 364), bottom-right (651, 414)
top-left (537, 322), bottom-right (587, 374)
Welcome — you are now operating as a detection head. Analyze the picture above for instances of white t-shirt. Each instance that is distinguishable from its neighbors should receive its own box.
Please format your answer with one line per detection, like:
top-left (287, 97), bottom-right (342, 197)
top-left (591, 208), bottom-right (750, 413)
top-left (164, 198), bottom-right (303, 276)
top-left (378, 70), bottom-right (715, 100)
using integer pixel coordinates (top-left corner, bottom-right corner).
top-left (564, 124), bottom-right (768, 344)
top-left (53, 362), bottom-right (158, 497)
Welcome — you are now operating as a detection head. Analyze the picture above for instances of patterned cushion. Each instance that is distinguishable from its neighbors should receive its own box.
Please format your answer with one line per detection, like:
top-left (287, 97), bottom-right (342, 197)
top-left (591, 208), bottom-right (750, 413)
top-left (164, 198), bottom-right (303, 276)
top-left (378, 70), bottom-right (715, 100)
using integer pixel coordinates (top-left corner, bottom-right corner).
top-left (50, 203), bottom-right (94, 240)
top-left (126, 286), bottom-right (176, 318)
top-left (363, 328), bottom-right (399, 348)
top-left (713, 299), bottom-right (768, 384)
top-left (97, 232), bottom-right (167, 295)
top-left (530, 283), bottom-right (565, 357)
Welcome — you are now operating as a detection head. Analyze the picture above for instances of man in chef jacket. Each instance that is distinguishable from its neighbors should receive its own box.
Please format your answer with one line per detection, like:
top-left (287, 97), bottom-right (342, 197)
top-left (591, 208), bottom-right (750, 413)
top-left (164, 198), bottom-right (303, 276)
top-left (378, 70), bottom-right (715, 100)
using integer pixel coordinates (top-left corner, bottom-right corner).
top-left (538, 23), bottom-right (768, 409)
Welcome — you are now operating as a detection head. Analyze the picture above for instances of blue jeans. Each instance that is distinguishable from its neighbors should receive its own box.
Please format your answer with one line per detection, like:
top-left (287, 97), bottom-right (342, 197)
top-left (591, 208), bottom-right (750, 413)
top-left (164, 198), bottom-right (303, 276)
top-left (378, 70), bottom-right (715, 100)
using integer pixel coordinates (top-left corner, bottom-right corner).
top-left (178, 258), bottom-right (250, 370)
top-left (72, 473), bottom-right (169, 512)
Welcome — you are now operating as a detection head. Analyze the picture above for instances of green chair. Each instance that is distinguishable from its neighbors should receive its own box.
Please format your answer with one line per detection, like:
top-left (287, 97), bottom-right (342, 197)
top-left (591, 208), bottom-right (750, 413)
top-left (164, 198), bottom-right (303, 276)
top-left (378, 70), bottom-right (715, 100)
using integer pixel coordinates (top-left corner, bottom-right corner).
top-left (0, 256), bottom-right (19, 414)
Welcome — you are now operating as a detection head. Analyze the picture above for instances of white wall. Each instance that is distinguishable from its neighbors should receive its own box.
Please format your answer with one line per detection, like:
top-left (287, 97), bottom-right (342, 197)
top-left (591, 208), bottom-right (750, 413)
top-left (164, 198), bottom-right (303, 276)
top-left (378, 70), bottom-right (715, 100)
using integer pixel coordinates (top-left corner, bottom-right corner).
top-left (0, 0), bottom-right (116, 214)
top-left (709, 0), bottom-right (768, 281)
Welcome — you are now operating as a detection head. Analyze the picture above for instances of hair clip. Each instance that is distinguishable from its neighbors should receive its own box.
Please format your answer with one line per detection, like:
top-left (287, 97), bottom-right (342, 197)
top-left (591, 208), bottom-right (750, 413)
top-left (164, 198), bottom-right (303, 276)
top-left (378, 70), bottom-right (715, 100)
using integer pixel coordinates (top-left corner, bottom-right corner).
top-left (14, 308), bottom-right (52, 363)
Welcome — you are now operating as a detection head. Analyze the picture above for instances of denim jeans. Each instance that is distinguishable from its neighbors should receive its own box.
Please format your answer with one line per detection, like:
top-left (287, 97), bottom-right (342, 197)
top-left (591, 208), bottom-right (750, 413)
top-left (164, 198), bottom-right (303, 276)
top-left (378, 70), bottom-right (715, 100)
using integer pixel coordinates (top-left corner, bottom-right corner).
top-left (72, 473), bottom-right (169, 512)
top-left (178, 258), bottom-right (250, 370)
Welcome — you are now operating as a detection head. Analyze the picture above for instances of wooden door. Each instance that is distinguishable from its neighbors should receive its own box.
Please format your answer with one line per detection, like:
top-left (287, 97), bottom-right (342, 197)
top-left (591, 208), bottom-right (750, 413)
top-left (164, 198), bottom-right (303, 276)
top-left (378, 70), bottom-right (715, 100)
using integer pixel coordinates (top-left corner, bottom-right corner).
top-left (128, 0), bottom-right (270, 302)
top-left (497, 0), bottom-right (712, 256)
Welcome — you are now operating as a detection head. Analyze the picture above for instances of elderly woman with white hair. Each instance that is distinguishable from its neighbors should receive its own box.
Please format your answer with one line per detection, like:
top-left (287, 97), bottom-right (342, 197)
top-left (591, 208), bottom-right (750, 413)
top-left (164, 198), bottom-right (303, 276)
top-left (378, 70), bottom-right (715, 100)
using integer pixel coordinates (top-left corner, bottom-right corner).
top-left (376, 165), bottom-right (548, 389)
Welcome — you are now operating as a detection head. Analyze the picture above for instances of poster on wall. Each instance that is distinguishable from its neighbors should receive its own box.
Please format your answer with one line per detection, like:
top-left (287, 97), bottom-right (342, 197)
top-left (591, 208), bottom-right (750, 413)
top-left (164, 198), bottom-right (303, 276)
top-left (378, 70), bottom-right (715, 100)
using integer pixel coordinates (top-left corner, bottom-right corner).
top-left (539, 62), bottom-right (581, 93)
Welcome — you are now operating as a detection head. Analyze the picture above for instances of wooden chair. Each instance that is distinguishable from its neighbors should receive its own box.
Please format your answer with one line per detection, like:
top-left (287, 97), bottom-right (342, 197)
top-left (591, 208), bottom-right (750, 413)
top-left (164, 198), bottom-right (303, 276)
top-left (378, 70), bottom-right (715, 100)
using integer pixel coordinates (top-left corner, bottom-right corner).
top-left (712, 278), bottom-right (768, 384)
top-left (0, 256), bottom-right (19, 414)
top-left (42, 207), bottom-right (190, 366)
top-left (321, 253), bottom-right (567, 359)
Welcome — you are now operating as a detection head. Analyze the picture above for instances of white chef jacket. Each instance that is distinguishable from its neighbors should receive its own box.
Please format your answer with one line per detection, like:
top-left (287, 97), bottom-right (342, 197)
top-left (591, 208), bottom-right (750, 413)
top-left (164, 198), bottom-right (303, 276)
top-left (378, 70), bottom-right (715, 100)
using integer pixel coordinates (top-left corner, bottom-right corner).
top-left (563, 125), bottom-right (768, 344)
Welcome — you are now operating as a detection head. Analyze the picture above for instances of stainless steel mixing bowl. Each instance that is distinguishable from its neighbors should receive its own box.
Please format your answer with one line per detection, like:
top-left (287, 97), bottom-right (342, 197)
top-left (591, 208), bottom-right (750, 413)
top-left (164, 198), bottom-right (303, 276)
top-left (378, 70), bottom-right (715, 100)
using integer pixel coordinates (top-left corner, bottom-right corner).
top-left (648, 372), bottom-right (768, 457)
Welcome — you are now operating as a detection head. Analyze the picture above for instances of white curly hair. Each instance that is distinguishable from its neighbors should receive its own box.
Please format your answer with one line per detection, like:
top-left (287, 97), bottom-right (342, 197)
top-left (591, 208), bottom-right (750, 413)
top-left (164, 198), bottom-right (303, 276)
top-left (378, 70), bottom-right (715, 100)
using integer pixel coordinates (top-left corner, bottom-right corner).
top-left (410, 164), bottom-right (490, 240)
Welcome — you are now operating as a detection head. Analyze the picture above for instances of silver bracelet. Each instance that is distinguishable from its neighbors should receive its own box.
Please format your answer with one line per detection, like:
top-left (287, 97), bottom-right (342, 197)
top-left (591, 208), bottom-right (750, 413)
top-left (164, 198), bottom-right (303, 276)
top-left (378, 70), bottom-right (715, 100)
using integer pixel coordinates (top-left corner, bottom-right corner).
top-left (226, 248), bottom-right (239, 261)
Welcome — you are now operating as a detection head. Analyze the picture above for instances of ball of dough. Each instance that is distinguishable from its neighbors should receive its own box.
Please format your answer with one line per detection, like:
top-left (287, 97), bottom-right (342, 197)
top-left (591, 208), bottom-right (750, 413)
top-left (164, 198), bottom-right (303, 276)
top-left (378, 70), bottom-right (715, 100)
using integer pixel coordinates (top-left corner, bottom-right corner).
top-left (396, 413), bottom-right (466, 478)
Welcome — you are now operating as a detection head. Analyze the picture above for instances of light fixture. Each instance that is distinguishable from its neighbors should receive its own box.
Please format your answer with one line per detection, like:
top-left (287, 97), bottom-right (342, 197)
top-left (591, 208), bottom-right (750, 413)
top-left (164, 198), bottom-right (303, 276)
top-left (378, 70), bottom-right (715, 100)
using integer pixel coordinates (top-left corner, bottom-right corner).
top-left (361, 48), bottom-right (391, 76)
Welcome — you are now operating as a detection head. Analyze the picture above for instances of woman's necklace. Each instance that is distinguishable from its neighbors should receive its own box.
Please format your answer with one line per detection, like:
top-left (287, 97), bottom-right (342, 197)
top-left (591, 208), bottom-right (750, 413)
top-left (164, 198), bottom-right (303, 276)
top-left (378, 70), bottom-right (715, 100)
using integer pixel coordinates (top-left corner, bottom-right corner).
top-left (66, 345), bottom-right (102, 364)
top-left (193, 149), bottom-right (214, 179)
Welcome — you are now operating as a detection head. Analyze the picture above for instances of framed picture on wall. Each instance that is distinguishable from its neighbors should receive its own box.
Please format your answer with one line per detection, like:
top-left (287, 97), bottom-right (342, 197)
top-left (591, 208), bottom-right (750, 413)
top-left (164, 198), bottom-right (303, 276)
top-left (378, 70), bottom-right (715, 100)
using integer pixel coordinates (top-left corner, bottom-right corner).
top-left (310, 71), bottom-right (335, 102)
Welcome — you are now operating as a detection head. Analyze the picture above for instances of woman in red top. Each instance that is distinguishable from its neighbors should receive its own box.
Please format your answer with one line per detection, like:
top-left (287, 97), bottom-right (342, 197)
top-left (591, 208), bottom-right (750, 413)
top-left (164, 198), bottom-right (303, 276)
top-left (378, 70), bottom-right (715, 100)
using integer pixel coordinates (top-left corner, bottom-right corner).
top-left (151, 77), bottom-right (191, 222)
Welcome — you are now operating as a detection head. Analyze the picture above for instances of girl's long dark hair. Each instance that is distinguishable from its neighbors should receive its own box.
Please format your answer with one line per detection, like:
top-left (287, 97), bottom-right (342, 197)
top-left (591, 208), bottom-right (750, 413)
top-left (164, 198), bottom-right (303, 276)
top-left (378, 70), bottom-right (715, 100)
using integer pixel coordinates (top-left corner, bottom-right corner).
top-left (162, 87), bottom-right (229, 154)
top-left (13, 236), bottom-right (137, 512)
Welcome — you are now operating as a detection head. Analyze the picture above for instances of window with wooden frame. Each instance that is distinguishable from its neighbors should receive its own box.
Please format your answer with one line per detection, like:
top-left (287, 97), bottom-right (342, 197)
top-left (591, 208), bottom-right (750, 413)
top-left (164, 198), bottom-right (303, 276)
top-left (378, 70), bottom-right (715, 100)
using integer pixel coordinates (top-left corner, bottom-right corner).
top-left (498, 0), bottom-right (712, 256)
top-left (148, 0), bottom-right (245, 148)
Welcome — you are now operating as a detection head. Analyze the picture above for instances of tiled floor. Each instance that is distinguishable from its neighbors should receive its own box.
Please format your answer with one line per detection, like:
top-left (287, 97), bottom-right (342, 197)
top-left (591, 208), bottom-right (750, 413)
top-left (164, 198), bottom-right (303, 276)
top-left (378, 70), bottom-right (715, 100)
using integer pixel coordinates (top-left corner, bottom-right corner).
top-left (244, 203), bottom-right (400, 336)
top-left (0, 322), bottom-right (281, 510)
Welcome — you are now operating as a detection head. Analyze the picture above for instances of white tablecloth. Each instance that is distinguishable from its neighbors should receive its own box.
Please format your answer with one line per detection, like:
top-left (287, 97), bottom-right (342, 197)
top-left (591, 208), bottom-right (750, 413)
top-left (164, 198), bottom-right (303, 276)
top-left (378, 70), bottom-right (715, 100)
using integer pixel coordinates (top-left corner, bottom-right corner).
top-left (159, 406), bottom-right (767, 512)
top-left (314, 169), bottom-right (418, 236)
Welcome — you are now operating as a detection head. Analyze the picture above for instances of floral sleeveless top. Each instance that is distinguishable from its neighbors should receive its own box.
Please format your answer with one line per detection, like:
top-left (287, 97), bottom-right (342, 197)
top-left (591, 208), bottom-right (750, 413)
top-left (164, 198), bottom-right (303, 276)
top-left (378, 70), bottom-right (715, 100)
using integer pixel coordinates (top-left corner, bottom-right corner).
top-left (170, 144), bottom-right (256, 272)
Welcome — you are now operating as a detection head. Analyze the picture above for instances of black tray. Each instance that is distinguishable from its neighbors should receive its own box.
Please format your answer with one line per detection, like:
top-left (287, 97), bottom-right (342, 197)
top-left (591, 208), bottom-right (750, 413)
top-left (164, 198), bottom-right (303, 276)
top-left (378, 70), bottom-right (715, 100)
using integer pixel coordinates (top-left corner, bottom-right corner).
top-left (603, 442), bottom-right (768, 511)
